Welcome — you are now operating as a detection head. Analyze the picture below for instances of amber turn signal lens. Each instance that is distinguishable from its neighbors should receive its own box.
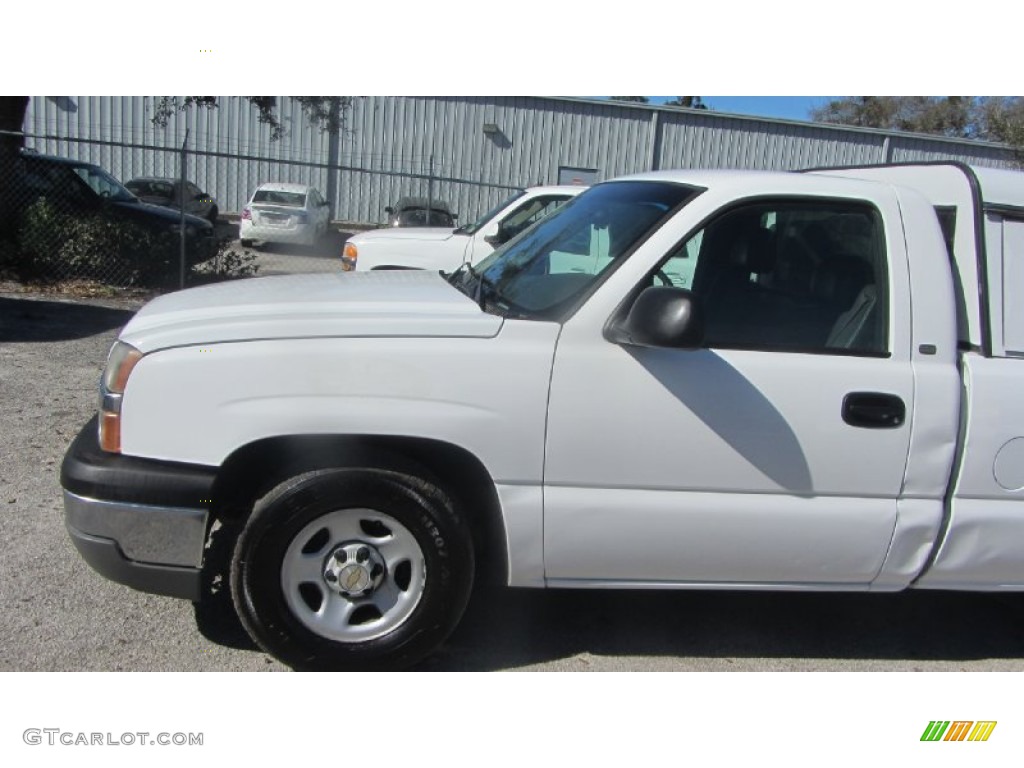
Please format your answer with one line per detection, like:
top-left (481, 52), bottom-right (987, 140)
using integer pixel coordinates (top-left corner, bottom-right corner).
top-left (98, 411), bottom-right (121, 453)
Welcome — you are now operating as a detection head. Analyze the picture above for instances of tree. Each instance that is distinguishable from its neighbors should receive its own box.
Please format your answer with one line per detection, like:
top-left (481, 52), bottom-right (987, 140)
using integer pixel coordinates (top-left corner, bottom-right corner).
top-left (0, 96), bottom-right (29, 149)
top-left (977, 97), bottom-right (1024, 162)
top-left (0, 97), bottom-right (30, 240)
top-left (812, 96), bottom-right (1024, 165)
top-left (663, 97), bottom-right (708, 110)
top-left (811, 96), bottom-right (1024, 147)
top-left (611, 96), bottom-right (650, 104)
top-left (811, 97), bottom-right (973, 137)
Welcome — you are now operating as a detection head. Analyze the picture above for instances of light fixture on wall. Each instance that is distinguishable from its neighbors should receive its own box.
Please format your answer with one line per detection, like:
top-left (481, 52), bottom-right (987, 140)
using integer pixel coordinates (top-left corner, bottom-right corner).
top-left (482, 123), bottom-right (500, 136)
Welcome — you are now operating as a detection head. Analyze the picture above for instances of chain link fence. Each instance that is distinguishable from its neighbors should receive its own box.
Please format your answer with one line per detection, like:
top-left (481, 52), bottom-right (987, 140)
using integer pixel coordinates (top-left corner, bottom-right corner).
top-left (1, 130), bottom-right (515, 290)
top-left (0, 135), bottom-right (225, 289)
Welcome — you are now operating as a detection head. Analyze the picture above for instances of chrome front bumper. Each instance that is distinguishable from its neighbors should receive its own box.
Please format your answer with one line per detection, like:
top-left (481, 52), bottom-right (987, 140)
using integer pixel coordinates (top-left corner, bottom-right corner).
top-left (63, 490), bottom-right (208, 601)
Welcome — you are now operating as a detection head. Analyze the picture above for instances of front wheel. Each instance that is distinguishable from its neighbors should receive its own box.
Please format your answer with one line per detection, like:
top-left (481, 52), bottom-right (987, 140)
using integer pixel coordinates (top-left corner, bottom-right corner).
top-left (230, 468), bottom-right (474, 670)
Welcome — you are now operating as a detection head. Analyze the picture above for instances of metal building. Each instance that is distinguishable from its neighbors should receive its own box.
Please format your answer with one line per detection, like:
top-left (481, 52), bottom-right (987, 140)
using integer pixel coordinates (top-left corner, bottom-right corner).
top-left (22, 96), bottom-right (1019, 226)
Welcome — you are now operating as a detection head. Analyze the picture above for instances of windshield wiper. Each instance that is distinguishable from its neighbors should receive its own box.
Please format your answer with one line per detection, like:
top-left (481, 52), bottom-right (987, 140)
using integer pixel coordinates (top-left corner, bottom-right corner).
top-left (444, 263), bottom-right (485, 310)
top-left (447, 263), bottom-right (510, 316)
top-left (442, 263), bottom-right (467, 285)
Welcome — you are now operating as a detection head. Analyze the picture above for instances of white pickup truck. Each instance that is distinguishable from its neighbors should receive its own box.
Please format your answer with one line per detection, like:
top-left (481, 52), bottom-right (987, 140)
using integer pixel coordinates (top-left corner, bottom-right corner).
top-left (341, 184), bottom-right (584, 272)
top-left (61, 163), bottom-right (1024, 670)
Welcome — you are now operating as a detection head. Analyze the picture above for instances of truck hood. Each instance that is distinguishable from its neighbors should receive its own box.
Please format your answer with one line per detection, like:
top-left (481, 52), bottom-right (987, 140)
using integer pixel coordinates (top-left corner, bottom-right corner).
top-left (351, 226), bottom-right (460, 243)
top-left (120, 271), bottom-right (502, 352)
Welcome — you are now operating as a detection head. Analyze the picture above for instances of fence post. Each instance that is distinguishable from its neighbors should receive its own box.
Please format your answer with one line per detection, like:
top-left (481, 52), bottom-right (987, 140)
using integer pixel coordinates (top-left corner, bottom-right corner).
top-left (179, 128), bottom-right (189, 290)
top-left (428, 154), bottom-right (434, 224)
top-left (326, 99), bottom-right (341, 222)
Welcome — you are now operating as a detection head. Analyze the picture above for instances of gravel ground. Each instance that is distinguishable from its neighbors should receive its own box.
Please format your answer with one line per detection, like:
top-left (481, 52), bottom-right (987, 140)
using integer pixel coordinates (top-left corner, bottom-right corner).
top-left (2, 286), bottom-right (1023, 672)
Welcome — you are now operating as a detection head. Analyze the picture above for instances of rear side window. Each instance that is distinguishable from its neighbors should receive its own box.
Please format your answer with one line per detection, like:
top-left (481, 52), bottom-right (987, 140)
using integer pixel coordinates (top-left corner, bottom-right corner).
top-left (22, 161), bottom-right (91, 203)
top-left (658, 199), bottom-right (889, 355)
top-left (1002, 218), bottom-right (1024, 355)
top-left (127, 180), bottom-right (173, 198)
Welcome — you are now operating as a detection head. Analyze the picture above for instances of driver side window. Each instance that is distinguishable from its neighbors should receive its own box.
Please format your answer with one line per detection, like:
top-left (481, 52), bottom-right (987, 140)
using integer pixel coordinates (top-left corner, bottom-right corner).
top-left (657, 199), bottom-right (889, 355)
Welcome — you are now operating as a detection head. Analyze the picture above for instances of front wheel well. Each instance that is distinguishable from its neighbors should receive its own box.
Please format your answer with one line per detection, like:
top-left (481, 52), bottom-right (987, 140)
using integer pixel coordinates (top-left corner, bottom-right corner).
top-left (209, 434), bottom-right (508, 585)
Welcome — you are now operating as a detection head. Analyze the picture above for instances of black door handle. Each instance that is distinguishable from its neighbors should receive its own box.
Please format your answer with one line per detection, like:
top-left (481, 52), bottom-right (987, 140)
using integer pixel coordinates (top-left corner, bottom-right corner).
top-left (842, 392), bottom-right (906, 429)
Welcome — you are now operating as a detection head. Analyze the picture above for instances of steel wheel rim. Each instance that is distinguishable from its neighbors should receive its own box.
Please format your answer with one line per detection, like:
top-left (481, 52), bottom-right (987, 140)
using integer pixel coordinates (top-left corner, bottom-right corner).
top-left (280, 508), bottom-right (426, 643)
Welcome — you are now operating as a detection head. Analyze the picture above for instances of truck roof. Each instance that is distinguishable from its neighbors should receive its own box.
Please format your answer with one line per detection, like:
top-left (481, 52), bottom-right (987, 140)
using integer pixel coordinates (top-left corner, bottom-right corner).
top-left (968, 165), bottom-right (1024, 209)
top-left (615, 164), bottom-right (1024, 210)
top-left (612, 168), bottom-right (893, 199)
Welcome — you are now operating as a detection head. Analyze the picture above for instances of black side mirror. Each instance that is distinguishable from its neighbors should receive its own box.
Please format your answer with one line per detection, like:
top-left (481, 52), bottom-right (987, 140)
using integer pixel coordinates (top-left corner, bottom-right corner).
top-left (484, 224), bottom-right (510, 247)
top-left (384, 206), bottom-right (394, 214)
top-left (605, 286), bottom-right (704, 349)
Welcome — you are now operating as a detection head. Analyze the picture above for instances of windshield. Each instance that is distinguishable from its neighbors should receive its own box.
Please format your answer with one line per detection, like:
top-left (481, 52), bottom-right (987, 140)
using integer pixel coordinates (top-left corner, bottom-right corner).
top-left (459, 189), bottom-right (525, 235)
top-left (455, 181), bottom-right (699, 320)
top-left (72, 166), bottom-right (136, 202)
top-left (395, 208), bottom-right (455, 227)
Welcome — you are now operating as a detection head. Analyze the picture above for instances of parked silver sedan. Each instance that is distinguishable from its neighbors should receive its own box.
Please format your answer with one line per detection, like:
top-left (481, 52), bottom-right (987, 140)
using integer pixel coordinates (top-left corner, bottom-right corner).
top-left (239, 183), bottom-right (330, 247)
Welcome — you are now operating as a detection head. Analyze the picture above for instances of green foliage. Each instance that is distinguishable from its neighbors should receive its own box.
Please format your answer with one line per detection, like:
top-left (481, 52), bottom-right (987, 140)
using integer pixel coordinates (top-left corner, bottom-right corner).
top-left (13, 199), bottom-right (206, 289)
top-left (812, 97), bottom-right (1024, 140)
top-left (190, 242), bottom-right (260, 285)
top-left (812, 97), bottom-right (1024, 167)
top-left (977, 97), bottom-right (1024, 165)
top-left (663, 97), bottom-right (708, 109)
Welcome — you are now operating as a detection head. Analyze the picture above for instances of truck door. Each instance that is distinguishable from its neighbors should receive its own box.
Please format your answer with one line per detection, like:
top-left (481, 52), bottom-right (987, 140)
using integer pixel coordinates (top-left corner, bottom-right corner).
top-left (543, 193), bottom-right (915, 586)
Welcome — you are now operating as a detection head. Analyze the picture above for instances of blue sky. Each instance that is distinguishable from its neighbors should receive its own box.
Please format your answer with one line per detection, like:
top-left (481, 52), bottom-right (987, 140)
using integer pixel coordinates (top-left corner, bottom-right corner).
top-left (648, 97), bottom-right (838, 122)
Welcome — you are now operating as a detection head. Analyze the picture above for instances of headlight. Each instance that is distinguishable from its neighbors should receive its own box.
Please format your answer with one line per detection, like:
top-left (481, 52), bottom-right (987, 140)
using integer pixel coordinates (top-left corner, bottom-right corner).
top-left (98, 341), bottom-right (143, 453)
top-left (342, 242), bottom-right (357, 271)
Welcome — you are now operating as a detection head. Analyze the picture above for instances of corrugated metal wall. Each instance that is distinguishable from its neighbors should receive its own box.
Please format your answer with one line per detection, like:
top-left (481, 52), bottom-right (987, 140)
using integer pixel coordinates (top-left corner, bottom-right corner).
top-left (655, 111), bottom-right (888, 170)
top-left (22, 96), bottom-right (1018, 225)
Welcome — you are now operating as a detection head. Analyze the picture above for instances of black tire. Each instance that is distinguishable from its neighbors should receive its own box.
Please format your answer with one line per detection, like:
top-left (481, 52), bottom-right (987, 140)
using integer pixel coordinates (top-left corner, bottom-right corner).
top-left (240, 238), bottom-right (254, 248)
top-left (207, 206), bottom-right (219, 226)
top-left (230, 468), bottom-right (474, 671)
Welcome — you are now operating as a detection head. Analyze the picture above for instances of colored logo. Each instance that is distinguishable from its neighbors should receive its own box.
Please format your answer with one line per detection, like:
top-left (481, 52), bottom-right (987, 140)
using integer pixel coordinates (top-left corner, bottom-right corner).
top-left (921, 721), bottom-right (997, 742)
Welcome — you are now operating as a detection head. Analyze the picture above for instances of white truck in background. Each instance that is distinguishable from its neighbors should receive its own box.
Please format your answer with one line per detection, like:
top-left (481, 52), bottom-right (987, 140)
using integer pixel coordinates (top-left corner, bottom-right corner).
top-left (61, 162), bottom-right (1024, 671)
top-left (341, 184), bottom-right (585, 272)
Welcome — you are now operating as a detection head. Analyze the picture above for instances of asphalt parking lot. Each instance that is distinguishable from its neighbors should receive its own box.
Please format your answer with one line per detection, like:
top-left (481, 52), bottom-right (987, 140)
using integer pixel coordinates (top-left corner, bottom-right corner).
top-left (3, 286), bottom-right (1024, 672)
